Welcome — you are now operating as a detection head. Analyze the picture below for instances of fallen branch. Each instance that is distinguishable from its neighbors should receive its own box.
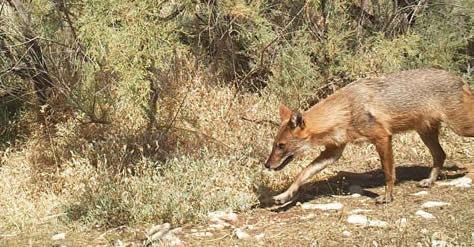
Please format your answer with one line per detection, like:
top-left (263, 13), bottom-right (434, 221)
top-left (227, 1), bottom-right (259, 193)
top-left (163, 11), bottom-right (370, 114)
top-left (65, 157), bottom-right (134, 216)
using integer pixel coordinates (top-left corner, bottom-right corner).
top-left (240, 117), bottom-right (278, 126)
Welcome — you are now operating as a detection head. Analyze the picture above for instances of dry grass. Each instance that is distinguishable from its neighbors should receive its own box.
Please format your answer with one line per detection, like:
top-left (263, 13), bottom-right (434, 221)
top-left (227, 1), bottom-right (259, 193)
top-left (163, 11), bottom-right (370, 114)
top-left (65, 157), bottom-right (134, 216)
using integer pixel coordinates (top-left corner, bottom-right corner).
top-left (0, 75), bottom-right (473, 246)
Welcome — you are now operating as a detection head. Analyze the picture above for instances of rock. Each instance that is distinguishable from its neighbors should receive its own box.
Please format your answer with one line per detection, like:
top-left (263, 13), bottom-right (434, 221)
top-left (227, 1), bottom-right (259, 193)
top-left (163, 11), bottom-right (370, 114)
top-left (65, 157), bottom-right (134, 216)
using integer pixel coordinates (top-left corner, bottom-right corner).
top-left (416, 210), bottom-right (435, 219)
top-left (432, 240), bottom-right (452, 247)
top-left (235, 229), bottom-right (250, 239)
top-left (192, 232), bottom-right (213, 237)
top-left (350, 209), bottom-right (372, 214)
top-left (51, 233), bottom-right (66, 241)
top-left (411, 191), bottom-right (428, 196)
top-left (145, 223), bottom-right (182, 246)
top-left (148, 223), bottom-right (171, 240)
top-left (208, 208), bottom-right (238, 227)
top-left (342, 231), bottom-right (352, 237)
top-left (301, 202), bottom-right (343, 210)
top-left (347, 214), bottom-right (388, 227)
top-left (255, 233), bottom-right (265, 240)
top-left (437, 177), bottom-right (471, 188)
top-left (301, 213), bottom-right (316, 220)
top-left (421, 201), bottom-right (450, 208)
top-left (347, 214), bottom-right (367, 225)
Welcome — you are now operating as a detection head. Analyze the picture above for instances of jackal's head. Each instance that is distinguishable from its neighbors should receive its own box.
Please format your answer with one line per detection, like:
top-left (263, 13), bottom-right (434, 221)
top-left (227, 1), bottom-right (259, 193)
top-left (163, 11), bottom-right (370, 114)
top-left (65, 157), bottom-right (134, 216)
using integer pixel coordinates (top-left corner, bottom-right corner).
top-left (265, 104), bottom-right (311, 170)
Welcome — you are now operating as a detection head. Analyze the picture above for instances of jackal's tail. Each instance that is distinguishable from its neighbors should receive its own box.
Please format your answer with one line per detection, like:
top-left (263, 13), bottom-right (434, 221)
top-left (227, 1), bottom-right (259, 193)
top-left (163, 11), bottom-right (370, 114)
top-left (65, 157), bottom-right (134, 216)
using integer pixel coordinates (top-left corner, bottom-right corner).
top-left (449, 84), bottom-right (474, 137)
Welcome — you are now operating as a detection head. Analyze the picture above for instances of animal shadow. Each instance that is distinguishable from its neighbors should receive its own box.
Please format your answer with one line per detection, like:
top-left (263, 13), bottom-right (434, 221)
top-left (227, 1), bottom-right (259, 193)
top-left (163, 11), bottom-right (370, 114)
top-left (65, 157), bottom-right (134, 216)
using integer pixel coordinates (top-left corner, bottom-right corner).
top-left (258, 164), bottom-right (467, 211)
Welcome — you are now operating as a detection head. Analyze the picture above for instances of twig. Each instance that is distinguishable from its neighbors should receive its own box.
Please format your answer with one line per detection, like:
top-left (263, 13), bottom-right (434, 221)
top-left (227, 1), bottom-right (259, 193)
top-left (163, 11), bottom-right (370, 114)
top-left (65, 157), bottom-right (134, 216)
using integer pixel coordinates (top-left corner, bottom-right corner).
top-left (206, 233), bottom-right (230, 242)
top-left (240, 117), bottom-right (278, 126)
top-left (408, 0), bottom-right (425, 26)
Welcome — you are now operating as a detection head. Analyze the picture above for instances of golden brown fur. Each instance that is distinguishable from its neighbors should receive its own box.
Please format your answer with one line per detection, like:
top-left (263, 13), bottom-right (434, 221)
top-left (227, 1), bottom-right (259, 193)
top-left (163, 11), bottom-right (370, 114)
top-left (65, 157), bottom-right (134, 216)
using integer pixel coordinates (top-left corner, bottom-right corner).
top-left (265, 69), bottom-right (474, 204)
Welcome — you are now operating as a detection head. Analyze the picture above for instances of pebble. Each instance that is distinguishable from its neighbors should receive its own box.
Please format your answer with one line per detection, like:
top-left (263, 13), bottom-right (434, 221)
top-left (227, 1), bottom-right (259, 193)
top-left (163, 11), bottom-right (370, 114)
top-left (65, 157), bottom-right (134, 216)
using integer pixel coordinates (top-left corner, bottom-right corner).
top-left (347, 214), bottom-right (388, 227)
top-left (350, 209), bottom-right (372, 214)
top-left (255, 233), bottom-right (265, 240)
top-left (51, 233), bottom-right (66, 241)
top-left (437, 177), bottom-right (471, 188)
top-left (422, 201), bottom-right (450, 208)
top-left (411, 191), bottom-right (428, 196)
top-left (235, 229), bottom-right (250, 239)
top-left (416, 210), bottom-right (435, 219)
top-left (342, 230), bottom-right (352, 237)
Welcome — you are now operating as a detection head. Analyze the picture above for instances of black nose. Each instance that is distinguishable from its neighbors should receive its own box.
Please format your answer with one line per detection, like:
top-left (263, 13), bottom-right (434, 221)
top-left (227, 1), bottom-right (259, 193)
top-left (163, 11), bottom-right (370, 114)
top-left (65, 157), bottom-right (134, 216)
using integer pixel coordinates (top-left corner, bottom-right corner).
top-left (264, 162), bottom-right (271, 169)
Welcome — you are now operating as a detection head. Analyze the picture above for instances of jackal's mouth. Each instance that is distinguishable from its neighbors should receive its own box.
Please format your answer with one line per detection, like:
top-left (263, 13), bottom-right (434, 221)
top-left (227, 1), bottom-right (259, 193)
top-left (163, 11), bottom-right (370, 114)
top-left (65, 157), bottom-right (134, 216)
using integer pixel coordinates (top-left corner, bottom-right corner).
top-left (274, 155), bottom-right (294, 171)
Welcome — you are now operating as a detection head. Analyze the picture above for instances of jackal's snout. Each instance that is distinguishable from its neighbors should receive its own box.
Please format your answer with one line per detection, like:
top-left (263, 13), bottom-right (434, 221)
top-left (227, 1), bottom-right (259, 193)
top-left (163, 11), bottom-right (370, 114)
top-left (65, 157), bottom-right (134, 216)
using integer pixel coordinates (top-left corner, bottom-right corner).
top-left (264, 148), bottom-right (294, 171)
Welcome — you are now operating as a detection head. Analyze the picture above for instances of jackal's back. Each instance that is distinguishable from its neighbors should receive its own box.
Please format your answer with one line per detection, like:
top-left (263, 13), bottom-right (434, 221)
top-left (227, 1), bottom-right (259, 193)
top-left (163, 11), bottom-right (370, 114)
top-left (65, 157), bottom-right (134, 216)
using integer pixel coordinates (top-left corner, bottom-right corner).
top-left (344, 69), bottom-right (474, 135)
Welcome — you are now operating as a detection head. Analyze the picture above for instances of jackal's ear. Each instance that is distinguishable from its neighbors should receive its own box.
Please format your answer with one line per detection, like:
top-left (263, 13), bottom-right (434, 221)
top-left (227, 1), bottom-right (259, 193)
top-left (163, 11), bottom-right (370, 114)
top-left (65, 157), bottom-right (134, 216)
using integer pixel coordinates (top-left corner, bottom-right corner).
top-left (279, 104), bottom-right (292, 121)
top-left (290, 111), bottom-right (305, 129)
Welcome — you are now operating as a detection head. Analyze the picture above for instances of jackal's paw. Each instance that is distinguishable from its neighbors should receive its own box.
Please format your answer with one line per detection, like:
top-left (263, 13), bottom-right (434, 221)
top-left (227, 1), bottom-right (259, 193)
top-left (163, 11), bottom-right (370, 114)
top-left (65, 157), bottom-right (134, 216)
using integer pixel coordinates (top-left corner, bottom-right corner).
top-left (419, 178), bottom-right (435, 188)
top-left (375, 195), bottom-right (393, 204)
top-left (272, 192), bottom-right (294, 205)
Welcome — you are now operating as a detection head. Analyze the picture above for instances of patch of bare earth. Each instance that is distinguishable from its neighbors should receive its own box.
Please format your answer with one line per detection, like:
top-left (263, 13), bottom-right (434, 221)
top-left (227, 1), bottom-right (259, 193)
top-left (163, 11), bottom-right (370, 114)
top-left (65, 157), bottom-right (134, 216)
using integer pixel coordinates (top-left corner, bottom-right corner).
top-left (8, 163), bottom-right (470, 247)
top-left (171, 163), bottom-right (473, 247)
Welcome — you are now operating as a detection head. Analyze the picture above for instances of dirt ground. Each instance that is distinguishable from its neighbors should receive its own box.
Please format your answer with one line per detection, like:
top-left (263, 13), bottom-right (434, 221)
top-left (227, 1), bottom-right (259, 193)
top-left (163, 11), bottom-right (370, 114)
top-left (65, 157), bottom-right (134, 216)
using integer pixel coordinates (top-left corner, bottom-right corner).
top-left (172, 163), bottom-right (473, 247)
top-left (3, 162), bottom-right (472, 247)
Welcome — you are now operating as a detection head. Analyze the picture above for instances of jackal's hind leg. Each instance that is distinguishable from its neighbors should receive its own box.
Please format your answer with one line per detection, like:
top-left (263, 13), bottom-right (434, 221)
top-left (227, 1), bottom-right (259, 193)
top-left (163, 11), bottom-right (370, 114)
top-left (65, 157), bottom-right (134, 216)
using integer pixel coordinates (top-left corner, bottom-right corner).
top-left (417, 125), bottom-right (446, 187)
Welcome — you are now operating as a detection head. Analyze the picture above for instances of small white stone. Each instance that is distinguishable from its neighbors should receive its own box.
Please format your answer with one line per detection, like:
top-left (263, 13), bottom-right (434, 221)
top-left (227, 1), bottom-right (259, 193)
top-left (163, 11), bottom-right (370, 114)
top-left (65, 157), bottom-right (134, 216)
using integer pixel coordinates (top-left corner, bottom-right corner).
top-left (342, 231), bottom-right (352, 237)
top-left (422, 201), bottom-right (450, 208)
top-left (367, 219), bottom-right (389, 227)
top-left (416, 210), bottom-right (435, 219)
top-left (411, 191), bottom-right (428, 196)
top-left (347, 214), bottom-right (388, 227)
top-left (437, 177), bottom-right (472, 188)
top-left (255, 233), bottom-right (265, 239)
top-left (170, 227), bottom-right (183, 233)
top-left (51, 233), bottom-right (66, 241)
top-left (301, 213), bottom-right (316, 220)
top-left (235, 229), bottom-right (250, 239)
top-left (350, 209), bottom-right (372, 214)
top-left (347, 214), bottom-right (368, 225)
top-left (432, 240), bottom-right (451, 247)
top-left (193, 232), bottom-right (213, 237)
top-left (148, 223), bottom-right (171, 236)
top-left (208, 209), bottom-right (238, 225)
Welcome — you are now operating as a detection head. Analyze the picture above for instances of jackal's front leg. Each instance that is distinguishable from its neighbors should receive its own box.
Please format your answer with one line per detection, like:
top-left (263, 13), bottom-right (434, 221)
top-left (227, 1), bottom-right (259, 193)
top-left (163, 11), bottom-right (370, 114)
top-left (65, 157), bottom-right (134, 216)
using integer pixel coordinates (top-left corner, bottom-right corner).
top-left (273, 145), bottom-right (345, 205)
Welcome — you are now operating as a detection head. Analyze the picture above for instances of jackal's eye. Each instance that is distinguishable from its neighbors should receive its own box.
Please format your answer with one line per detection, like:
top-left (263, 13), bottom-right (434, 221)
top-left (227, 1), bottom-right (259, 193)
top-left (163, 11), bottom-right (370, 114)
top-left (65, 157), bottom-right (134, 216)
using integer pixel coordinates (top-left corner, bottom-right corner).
top-left (278, 143), bottom-right (286, 150)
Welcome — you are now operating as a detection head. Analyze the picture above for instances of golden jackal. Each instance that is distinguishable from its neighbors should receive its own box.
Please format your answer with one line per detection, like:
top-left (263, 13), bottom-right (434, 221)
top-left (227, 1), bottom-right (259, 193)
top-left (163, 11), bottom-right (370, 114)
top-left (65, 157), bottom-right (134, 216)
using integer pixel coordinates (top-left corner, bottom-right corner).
top-left (265, 69), bottom-right (474, 204)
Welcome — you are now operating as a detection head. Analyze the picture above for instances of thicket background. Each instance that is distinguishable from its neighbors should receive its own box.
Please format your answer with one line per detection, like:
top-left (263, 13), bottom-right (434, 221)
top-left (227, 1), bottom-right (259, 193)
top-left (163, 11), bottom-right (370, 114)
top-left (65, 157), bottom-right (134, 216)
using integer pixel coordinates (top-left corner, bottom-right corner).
top-left (0, 0), bottom-right (473, 232)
